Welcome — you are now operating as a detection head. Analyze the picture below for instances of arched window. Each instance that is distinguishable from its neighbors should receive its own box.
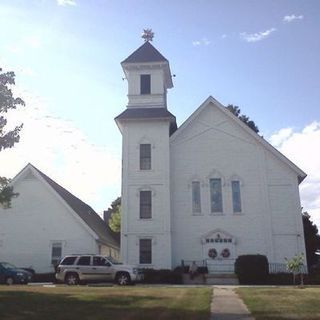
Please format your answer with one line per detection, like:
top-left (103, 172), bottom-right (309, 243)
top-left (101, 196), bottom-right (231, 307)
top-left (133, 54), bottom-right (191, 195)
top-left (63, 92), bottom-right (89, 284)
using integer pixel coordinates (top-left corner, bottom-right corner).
top-left (207, 170), bottom-right (225, 214)
top-left (191, 181), bottom-right (201, 214)
top-left (231, 181), bottom-right (242, 213)
top-left (229, 175), bottom-right (243, 214)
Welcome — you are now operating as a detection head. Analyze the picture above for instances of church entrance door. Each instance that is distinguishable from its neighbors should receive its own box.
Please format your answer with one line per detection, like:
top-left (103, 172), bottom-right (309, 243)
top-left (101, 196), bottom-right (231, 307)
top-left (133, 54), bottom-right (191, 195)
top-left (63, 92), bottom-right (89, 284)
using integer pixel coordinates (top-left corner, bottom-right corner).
top-left (202, 229), bottom-right (236, 274)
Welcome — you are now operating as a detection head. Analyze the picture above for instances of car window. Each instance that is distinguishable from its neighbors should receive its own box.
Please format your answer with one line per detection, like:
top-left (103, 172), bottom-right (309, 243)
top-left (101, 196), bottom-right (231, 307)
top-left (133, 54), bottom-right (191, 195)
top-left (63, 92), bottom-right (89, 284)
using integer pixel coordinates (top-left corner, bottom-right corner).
top-left (60, 256), bottom-right (77, 265)
top-left (93, 257), bottom-right (110, 266)
top-left (106, 256), bottom-right (121, 264)
top-left (1, 262), bottom-right (16, 269)
top-left (77, 256), bottom-right (91, 266)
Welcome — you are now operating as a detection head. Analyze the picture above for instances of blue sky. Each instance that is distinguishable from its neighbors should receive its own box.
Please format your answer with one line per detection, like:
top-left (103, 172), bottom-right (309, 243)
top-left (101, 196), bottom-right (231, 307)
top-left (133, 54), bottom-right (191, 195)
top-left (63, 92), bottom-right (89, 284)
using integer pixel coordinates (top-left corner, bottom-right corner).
top-left (0, 0), bottom-right (319, 226)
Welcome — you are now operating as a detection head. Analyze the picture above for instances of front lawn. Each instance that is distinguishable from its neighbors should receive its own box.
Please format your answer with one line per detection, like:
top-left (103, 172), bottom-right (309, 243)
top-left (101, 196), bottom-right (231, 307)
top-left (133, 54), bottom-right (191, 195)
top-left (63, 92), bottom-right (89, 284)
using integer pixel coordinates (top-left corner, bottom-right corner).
top-left (237, 287), bottom-right (320, 320)
top-left (0, 285), bottom-right (211, 320)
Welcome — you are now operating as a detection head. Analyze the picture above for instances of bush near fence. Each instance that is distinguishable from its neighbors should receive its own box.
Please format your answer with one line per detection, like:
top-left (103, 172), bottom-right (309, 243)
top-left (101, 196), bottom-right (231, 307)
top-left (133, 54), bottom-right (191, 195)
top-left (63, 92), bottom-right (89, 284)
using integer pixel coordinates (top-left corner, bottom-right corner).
top-left (33, 273), bottom-right (56, 283)
top-left (142, 269), bottom-right (183, 284)
top-left (267, 271), bottom-right (320, 285)
top-left (235, 255), bottom-right (269, 284)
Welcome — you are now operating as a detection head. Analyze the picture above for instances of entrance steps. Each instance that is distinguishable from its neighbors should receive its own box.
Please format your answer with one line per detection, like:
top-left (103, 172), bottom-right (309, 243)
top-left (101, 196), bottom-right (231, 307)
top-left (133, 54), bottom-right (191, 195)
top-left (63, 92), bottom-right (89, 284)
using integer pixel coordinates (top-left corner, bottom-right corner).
top-left (205, 273), bottom-right (239, 285)
top-left (182, 273), bottom-right (239, 285)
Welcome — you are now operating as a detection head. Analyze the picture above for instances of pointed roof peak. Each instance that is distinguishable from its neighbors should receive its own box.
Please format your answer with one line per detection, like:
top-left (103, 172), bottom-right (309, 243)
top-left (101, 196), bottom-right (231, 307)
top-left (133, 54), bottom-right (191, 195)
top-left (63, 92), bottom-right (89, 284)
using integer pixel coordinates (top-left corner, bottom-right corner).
top-left (141, 28), bottom-right (154, 42)
top-left (121, 41), bottom-right (168, 64)
top-left (11, 163), bottom-right (119, 249)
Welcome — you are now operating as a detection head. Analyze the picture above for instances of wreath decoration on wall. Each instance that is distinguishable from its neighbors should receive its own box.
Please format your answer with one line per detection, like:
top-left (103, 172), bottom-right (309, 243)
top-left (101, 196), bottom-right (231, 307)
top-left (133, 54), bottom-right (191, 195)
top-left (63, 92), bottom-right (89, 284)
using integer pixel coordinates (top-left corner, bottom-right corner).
top-left (221, 248), bottom-right (230, 258)
top-left (208, 248), bottom-right (217, 259)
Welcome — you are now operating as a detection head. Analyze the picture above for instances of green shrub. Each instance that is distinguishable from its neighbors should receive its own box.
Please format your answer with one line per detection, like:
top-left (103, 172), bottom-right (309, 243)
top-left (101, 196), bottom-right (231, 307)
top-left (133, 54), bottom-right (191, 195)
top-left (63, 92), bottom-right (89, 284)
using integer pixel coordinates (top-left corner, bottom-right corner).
top-left (197, 266), bottom-right (208, 274)
top-left (142, 268), bottom-right (182, 284)
top-left (174, 266), bottom-right (190, 274)
top-left (266, 272), bottom-right (320, 285)
top-left (33, 273), bottom-right (56, 283)
top-left (235, 254), bottom-right (269, 284)
top-left (267, 272), bottom-right (293, 285)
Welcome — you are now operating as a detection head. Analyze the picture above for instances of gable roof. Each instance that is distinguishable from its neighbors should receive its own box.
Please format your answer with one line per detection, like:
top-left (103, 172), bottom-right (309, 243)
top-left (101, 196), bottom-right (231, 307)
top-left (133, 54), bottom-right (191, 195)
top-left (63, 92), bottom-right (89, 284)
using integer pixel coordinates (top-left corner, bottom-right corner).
top-left (14, 164), bottom-right (119, 249)
top-left (121, 41), bottom-right (168, 64)
top-left (170, 96), bottom-right (307, 183)
top-left (115, 107), bottom-right (177, 135)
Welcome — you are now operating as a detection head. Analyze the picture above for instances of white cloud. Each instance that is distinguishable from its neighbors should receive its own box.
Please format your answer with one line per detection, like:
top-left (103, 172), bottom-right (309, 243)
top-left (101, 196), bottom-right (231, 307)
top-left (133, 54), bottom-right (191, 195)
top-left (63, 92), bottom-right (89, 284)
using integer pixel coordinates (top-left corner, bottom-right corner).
top-left (283, 14), bottom-right (304, 23)
top-left (57, 0), bottom-right (77, 6)
top-left (269, 128), bottom-right (293, 147)
top-left (221, 34), bottom-right (227, 39)
top-left (0, 89), bottom-right (120, 213)
top-left (268, 122), bottom-right (320, 228)
top-left (5, 35), bottom-right (42, 55)
top-left (6, 44), bottom-right (22, 54)
top-left (192, 37), bottom-right (211, 46)
top-left (23, 35), bottom-right (41, 49)
top-left (240, 28), bottom-right (276, 43)
top-left (17, 66), bottom-right (35, 77)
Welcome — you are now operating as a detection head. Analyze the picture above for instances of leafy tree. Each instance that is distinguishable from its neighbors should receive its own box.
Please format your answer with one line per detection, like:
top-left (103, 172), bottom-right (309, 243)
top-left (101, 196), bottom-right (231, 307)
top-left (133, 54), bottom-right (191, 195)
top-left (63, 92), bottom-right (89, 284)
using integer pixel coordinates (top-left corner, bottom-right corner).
top-left (285, 253), bottom-right (305, 285)
top-left (302, 211), bottom-right (320, 269)
top-left (0, 68), bottom-right (25, 207)
top-left (106, 197), bottom-right (121, 233)
top-left (226, 104), bottom-right (259, 133)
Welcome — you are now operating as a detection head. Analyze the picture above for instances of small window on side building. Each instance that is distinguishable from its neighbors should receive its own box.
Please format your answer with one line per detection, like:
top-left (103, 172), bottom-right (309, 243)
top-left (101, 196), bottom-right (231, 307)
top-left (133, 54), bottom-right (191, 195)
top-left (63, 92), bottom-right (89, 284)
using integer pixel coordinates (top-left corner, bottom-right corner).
top-left (140, 74), bottom-right (151, 94)
top-left (51, 242), bottom-right (62, 266)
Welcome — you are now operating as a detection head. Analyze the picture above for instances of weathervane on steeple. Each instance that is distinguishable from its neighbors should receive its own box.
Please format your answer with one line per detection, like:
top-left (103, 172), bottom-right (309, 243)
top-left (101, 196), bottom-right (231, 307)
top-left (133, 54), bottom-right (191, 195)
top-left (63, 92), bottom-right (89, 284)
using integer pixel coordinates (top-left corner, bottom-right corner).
top-left (141, 29), bottom-right (154, 42)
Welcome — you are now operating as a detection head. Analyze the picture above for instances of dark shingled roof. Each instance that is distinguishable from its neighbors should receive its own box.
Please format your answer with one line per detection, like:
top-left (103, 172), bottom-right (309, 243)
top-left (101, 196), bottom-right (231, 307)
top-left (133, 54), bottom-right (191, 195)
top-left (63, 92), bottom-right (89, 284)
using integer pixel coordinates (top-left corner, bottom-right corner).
top-left (31, 165), bottom-right (119, 249)
top-left (122, 41), bottom-right (168, 64)
top-left (115, 107), bottom-right (177, 135)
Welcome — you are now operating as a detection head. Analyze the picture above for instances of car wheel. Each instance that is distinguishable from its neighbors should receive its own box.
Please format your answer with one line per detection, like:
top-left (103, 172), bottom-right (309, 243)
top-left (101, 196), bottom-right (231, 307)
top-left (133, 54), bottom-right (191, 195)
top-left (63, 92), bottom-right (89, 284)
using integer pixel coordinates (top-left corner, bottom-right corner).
top-left (6, 277), bottom-right (14, 285)
top-left (65, 273), bottom-right (79, 285)
top-left (117, 272), bottom-right (131, 286)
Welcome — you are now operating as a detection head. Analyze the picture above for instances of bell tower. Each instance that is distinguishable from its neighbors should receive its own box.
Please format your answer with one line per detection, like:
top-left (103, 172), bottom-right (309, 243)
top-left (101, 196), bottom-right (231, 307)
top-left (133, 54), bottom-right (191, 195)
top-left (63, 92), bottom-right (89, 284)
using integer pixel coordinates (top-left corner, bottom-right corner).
top-left (121, 30), bottom-right (173, 109)
top-left (115, 30), bottom-right (176, 269)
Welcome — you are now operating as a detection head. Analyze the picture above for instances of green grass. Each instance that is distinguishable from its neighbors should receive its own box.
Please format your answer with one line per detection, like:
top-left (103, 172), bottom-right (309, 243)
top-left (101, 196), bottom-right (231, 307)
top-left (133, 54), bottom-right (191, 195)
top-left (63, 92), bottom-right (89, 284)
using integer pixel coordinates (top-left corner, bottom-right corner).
top-left (0, 285), bottom-right (211, 320)
top-left (237, 287), bottom-right (320, 320)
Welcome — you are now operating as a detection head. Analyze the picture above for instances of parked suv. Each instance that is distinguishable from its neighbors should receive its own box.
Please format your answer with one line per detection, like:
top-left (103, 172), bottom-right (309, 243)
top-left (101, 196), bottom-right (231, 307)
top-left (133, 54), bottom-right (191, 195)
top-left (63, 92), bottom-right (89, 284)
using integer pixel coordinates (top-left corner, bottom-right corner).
top-left (56, 255), bottom-right (143, 285)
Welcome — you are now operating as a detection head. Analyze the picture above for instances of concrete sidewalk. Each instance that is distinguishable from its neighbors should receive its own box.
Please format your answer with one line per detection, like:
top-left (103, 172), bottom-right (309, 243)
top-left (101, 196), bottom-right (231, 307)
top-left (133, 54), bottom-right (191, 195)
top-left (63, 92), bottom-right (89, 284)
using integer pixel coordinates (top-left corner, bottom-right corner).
top-left (211, 287), bottom-right (254, 320)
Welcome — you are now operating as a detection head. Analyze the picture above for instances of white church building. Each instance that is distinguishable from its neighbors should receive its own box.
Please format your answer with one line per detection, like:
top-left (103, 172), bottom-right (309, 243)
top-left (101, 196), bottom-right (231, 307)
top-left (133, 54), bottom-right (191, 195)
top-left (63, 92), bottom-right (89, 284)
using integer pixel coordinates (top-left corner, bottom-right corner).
top-left (115, 36), bottom-right (307, 272)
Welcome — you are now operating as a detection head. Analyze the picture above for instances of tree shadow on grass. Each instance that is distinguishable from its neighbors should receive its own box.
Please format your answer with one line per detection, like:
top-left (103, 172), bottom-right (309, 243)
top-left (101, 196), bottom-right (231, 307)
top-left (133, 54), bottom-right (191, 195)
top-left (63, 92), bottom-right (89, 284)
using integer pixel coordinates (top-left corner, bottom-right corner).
top-left (0, 291), bottom-right (209, 320)
top-left (249, 311), bottom-right (320, 320)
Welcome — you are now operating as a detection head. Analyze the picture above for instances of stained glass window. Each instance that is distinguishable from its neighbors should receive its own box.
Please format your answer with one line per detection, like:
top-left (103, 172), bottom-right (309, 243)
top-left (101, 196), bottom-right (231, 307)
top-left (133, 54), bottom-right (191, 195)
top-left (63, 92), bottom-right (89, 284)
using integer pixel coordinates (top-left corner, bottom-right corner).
top-left (210, 178), bottom-right (223, 213)
top-left (232, 181), bottom-right (242, 213)
top-left (192, 181), bottom-right (201, 213)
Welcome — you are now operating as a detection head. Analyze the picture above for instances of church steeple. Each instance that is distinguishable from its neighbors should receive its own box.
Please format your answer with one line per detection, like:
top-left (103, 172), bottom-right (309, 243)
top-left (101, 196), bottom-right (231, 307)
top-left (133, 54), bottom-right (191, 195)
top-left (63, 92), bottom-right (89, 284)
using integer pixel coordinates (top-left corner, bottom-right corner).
top-left (121, 31), bottom-right (173, 108)
top-left (115, 33), bottom-right (175, 268)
